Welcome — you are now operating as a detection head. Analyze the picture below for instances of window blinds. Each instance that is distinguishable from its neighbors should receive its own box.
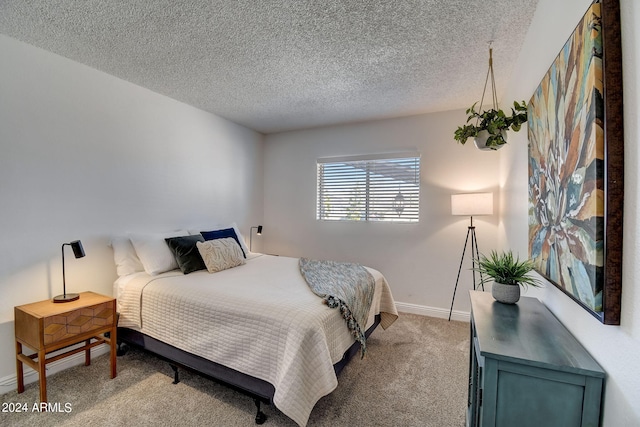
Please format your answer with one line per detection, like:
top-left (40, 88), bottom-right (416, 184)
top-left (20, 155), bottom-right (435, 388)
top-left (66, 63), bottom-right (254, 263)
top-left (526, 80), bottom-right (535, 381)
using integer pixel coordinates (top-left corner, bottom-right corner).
top-left (317, 152), bottom-right (420, 222)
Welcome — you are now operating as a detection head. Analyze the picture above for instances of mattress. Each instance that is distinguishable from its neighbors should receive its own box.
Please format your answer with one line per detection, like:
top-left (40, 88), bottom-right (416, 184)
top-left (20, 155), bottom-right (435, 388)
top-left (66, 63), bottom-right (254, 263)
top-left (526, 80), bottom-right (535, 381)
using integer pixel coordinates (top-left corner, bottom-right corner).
top-left (115, 254), bottom-right (398, 426)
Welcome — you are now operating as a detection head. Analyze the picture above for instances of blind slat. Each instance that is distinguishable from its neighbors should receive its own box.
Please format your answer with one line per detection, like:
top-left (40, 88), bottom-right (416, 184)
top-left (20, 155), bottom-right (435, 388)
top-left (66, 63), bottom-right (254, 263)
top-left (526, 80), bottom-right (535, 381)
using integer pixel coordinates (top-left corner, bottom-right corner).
top-left (317, 154), bottom-right (420, 222)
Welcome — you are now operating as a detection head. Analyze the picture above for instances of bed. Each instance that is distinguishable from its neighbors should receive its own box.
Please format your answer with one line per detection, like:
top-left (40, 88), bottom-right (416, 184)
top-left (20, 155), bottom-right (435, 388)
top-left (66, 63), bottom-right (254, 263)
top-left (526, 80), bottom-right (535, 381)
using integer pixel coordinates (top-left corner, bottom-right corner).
top-left (111, 226), bottom-right (398, 426)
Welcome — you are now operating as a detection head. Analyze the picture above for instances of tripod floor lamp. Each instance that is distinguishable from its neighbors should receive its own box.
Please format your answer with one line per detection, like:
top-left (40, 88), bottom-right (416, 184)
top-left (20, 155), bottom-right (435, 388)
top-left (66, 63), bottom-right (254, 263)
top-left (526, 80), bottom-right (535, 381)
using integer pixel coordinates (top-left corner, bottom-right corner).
top-left (448, 193), bottom-right (493, 321)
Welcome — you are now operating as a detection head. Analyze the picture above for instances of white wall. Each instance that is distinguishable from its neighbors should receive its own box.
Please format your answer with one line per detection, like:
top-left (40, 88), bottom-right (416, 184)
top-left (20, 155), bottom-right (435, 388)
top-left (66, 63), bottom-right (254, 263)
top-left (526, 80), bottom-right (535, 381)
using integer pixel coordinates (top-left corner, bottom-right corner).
top-left (500, 0), bottom-right (640, 425)
top-left (263, 111), bottom-right (501, 318)
top-left (0, 35), bottom-right (263, 382)
top-left (4, 1), bottom-right (638, 421)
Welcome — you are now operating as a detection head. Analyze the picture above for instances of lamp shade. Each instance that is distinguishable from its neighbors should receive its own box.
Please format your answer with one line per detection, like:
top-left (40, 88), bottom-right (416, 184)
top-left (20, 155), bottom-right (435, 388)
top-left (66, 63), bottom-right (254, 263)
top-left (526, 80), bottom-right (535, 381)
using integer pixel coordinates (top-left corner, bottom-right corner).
top-left (69, 240), bottom-right (85, 259)
top-left (451, 193), bottom-right (493, 216)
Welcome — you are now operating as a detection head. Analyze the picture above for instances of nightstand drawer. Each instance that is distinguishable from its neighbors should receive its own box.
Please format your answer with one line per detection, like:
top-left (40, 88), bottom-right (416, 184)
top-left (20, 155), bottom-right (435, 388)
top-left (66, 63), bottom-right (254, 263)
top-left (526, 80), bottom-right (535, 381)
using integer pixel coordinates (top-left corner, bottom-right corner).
top-left (43, 301), bottom-right (115, 345)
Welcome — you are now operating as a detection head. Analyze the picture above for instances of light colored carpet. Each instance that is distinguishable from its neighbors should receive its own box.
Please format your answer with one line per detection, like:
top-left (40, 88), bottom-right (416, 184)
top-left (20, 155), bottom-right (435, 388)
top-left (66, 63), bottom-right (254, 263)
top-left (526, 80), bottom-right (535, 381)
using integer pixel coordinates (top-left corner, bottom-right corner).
top-left (1, 313), bottom-right (469, 426)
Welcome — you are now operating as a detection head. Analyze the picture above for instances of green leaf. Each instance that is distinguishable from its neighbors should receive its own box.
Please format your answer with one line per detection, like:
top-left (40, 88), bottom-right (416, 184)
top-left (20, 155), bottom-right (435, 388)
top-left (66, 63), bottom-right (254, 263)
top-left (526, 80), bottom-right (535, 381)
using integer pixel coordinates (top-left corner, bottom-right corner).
top-left (474, 250), bottom-right (543, 289)
top-left (453, 100), bottom-right (529, 147)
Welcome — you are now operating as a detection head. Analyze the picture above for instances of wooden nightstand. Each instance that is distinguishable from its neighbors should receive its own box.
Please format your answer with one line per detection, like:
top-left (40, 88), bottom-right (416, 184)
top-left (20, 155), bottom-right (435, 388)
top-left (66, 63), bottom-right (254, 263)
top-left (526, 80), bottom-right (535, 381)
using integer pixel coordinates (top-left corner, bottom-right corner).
top-left (14, 291), bottom-right (117, 402)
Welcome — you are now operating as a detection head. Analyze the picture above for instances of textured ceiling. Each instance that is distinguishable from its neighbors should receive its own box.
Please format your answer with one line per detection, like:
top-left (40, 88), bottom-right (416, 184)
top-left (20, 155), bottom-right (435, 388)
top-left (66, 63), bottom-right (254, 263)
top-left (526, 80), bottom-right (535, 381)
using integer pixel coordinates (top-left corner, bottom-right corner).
top-left (0, 1), bottom-right (540, 134)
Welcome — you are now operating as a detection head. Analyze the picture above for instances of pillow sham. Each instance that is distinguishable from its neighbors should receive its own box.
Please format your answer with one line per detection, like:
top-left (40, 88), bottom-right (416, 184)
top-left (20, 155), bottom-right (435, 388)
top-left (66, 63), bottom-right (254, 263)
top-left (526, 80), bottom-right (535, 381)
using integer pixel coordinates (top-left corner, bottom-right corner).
top-left (130, 230), bottom-right (188, 275)
top-left (196, 238), bottom-right (246, 273)
top-left (227, 222), bottom-right (251, 257)
top-left (200, 227), bottom-right (246, 258)
top-left (165, 234), bottom-right (206, 274)
top-left (110, 236), bottom-right (145, 277)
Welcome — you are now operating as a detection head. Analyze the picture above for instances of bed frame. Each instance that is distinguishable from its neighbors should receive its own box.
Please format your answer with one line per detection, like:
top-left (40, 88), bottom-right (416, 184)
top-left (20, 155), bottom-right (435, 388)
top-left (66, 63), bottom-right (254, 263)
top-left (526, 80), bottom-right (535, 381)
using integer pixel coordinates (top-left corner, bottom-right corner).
top-left (117, 314), bottom-right (381, 424)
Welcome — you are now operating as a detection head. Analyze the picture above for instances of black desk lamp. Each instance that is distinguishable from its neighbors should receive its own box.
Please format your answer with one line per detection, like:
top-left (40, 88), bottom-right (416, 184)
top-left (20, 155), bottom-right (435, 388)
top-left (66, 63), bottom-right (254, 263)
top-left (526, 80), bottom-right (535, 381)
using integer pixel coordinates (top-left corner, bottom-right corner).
top-left (250, 225), bottom-right (263, 252)
top-left (54, 240), bottom-right (85, 303)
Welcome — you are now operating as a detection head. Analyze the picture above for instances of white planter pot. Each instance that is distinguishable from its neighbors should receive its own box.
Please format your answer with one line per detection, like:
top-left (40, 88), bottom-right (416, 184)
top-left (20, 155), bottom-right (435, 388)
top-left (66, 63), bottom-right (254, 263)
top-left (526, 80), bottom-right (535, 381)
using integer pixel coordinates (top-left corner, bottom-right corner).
top-left (474, 130), bottom-right (507, 151)
top-left (491, 281), bottom-right (521, 304)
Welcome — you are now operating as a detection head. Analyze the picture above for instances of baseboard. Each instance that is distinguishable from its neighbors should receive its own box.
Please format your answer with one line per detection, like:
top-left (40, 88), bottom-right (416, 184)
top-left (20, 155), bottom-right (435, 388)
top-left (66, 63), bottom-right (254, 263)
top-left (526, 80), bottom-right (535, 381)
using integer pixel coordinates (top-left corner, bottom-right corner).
top-left (395, 301), bottom-right (470, 323)
top-left (0, 343), bottom-right (110, 396)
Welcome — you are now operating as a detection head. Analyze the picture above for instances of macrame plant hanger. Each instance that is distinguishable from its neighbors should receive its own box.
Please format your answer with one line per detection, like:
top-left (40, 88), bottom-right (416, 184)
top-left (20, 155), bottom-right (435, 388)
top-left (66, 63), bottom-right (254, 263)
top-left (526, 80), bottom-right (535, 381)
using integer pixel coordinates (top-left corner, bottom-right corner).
top-left (478, 42), bottom-right (499, 119)
top-left (471, 42), bottom-right (503, 151)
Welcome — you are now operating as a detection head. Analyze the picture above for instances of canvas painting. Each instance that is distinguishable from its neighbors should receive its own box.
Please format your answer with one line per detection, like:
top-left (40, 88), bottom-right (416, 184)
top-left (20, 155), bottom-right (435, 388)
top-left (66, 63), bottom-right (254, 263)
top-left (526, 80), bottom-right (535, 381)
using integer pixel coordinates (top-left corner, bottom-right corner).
top-left (528, 3), bottom-right (605, 315)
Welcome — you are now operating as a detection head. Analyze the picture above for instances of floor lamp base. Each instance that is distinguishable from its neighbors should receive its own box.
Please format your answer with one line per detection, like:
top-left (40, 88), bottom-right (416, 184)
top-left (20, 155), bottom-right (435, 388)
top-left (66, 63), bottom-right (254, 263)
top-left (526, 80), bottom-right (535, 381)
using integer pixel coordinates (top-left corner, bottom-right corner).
top-left (448, 225), bottom-right (484, 321)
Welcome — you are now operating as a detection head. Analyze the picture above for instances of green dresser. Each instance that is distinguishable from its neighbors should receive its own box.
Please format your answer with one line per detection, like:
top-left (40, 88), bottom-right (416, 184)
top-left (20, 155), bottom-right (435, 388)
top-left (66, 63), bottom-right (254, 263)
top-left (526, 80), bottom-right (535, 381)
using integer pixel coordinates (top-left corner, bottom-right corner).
top-left (468, 291), bottom-right (605, 427)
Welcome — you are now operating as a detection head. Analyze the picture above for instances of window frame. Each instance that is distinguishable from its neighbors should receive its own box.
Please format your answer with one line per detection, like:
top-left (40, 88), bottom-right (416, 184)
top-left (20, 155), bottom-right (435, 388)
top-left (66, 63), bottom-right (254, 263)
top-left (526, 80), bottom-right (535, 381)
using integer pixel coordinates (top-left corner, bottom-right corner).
top-left (316, 151), bottom-right (421, 223)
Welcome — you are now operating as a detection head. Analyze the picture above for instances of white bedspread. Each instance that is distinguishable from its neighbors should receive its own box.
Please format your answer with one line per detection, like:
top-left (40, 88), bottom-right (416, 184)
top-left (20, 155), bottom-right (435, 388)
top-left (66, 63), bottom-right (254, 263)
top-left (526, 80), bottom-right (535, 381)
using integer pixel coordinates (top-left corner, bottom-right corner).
top-left (116, 255), bottom-right (398, 426)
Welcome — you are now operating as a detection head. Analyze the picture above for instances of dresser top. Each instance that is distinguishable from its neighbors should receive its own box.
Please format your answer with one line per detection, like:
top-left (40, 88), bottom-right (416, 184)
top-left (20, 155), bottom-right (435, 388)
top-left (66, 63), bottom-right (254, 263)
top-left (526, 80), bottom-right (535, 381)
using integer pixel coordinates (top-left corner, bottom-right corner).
top-left (15, 291), bottom-right (114, 318)
top-left (470, 290), bottom-right (604, 377)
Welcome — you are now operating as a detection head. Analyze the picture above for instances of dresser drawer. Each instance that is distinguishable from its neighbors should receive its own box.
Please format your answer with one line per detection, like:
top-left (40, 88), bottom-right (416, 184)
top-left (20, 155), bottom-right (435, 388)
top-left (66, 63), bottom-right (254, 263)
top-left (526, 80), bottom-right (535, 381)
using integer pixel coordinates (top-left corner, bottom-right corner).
top-left (43, 301), bottom-right (115, 345)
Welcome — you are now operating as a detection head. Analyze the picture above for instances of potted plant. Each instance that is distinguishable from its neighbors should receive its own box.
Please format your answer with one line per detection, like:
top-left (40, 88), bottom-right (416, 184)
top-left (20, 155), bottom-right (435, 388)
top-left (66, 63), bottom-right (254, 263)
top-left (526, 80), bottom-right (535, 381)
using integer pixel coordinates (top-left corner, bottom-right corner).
top-left (454, 100), bottom-right (528, 150)
top-left (475, 250), bottom-right (542, 304)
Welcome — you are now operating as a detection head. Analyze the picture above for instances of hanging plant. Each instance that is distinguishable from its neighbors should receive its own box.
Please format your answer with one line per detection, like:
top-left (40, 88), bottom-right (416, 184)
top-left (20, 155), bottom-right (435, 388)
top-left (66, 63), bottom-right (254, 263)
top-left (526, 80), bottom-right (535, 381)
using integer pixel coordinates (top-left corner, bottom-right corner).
top-left (453, 45), bottom-right (529, 150)
top-left (454, 100), bottom-right (528, 149)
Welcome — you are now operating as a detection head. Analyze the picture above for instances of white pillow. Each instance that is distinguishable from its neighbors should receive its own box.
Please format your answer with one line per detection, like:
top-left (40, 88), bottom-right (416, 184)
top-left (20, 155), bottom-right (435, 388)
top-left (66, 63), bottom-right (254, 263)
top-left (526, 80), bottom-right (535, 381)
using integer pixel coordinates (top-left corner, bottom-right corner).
top-left (110, 236), bottom-right (144, 277)
top-left (130, 230), bottom-right (188, 275)
top-left (196, 238), bottom-right (246, 273)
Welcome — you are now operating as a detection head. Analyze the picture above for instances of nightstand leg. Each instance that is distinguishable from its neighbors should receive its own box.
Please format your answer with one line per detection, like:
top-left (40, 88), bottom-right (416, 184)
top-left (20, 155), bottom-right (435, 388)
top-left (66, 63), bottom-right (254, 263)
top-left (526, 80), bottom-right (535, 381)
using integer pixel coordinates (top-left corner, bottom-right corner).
top-left (38, 349), bottom-right (47, 402)
top-left (109, 327), bottom-right (117, 378)
top-left (15, 341), bottom-right (24, 394)
top-left (85, 339), bottom-right (91, 366)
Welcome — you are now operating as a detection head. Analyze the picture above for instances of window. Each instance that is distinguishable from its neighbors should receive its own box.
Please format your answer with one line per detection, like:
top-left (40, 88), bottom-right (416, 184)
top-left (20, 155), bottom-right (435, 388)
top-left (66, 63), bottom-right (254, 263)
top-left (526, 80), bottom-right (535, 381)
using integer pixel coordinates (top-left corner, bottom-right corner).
top-left (317, 152), bottom-right (420, 222)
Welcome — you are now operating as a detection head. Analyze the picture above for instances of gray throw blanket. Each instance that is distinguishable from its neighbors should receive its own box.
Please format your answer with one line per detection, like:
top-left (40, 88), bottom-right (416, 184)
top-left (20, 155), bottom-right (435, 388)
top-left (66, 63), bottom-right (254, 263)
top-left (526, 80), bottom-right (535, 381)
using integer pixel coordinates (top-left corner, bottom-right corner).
top-left (299, 258), bottom-right (376, 357)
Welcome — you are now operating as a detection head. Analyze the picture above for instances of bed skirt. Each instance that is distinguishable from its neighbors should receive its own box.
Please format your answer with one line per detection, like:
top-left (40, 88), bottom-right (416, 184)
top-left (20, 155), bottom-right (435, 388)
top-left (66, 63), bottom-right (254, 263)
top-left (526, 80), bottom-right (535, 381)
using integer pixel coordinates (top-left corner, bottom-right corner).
top-left (117, 313), bottom-right (381, 422)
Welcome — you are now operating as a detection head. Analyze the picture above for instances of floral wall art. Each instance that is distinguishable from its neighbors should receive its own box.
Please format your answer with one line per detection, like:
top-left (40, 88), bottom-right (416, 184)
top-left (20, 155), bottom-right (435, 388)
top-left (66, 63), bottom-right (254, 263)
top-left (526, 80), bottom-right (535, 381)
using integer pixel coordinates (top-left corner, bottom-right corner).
top-left (527, 0), bottom-right (624, 324)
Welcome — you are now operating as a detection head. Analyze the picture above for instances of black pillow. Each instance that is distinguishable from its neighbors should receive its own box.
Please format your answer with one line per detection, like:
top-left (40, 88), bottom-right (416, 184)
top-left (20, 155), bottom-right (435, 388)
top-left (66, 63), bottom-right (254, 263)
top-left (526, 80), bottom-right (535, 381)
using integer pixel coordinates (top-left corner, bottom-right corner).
top-left (165, 235), bottom-right (206, 274)
top-left (200, 228), bottom-right (246, 258)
